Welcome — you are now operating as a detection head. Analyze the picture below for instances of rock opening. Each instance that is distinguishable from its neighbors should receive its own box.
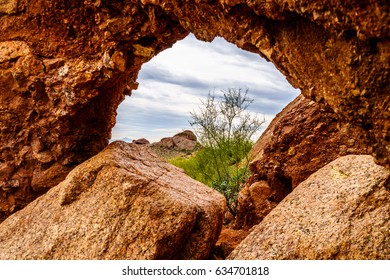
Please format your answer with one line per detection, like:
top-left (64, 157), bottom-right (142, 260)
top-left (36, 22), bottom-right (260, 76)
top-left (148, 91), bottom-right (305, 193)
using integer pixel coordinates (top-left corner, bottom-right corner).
top-left (111, 33), bottom-right (299, 143)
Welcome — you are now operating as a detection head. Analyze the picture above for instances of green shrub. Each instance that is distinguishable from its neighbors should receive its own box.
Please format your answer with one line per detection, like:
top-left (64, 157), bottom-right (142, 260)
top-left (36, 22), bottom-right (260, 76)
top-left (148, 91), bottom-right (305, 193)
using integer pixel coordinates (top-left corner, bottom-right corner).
top-left (171, 88), bottom-right (264, 216)
top-left (168, 155), bottom-right (210, 184)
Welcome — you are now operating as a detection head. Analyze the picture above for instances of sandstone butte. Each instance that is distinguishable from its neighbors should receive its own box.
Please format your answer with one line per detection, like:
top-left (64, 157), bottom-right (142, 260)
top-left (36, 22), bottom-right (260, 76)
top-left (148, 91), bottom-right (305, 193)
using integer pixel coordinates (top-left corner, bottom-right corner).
top-left (0, 0), bottom-right (389, 259)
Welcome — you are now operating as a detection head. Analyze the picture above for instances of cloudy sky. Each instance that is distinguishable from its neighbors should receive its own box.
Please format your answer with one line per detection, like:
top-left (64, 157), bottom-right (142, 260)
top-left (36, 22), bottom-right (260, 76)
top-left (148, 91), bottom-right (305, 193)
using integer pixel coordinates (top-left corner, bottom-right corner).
top-left (111, 34), bottom-right (300, 142)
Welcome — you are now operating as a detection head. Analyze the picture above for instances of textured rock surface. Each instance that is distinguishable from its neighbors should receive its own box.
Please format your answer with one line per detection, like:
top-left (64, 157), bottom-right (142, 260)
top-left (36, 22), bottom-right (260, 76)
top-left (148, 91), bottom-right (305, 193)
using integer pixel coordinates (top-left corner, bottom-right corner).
top-left (229, 155), bottom-right (390, 260)
top-left (0, 142), bottom-right (226, 260)
top-left (0, 0), bottom-right (21, 14)
top-left (154, 130), bottom-right (198, 151)
top-left (0, 1), bottom-right (388, 220)
top-left (234, 94), bottom-right (370, 229)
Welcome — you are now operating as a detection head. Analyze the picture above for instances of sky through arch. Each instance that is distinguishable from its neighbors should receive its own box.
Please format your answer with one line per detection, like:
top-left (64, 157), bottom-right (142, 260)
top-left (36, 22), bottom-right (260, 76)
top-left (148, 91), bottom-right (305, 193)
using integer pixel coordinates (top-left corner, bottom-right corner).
top-left (111, 34), bottom-right (300, 142)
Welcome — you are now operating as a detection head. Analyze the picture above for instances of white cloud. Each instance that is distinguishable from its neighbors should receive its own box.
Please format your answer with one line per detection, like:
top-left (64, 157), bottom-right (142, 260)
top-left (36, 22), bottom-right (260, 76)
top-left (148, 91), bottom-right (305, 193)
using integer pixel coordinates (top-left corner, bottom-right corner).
top-left (111, 34), bottom-right (300, 142)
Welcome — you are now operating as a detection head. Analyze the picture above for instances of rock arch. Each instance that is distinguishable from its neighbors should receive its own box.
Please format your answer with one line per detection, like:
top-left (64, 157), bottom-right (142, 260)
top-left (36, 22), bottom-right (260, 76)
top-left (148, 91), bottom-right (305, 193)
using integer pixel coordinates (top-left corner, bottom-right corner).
top-left (0, 0), bottom-right (388, 220)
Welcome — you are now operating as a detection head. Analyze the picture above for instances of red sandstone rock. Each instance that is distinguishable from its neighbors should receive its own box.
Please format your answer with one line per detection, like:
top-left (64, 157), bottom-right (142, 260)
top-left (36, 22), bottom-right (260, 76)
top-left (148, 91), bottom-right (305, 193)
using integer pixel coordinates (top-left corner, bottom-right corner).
top-left (157, 137), bottom-right (175, 149)
top-left (0, 142), bottom-right (226, 259)
top-left (174, 130), bottom-right (197, 142)
top-left (172, 136), bottom-right (197, 151)
top-left (0, 1), bottom-right (388, 221)
top-left (153, 130), bottom-right (198, 151)
top-left (172, 132), bottom-right (197, 151)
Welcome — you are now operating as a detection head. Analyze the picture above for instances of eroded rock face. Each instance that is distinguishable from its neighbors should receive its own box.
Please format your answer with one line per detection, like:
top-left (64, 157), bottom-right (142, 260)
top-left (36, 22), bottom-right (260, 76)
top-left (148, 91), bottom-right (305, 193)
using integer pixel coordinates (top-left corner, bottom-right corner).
top-left (234, 94), bottom-right (370, 229)
top-left (0, 1), bottom-right (388, 220)
top-left (229, 155), bottom-right (390, 260)
top-left (0, 141), bottom-right (226, 260)
top-left (154, 130), bottom-right (198, 151)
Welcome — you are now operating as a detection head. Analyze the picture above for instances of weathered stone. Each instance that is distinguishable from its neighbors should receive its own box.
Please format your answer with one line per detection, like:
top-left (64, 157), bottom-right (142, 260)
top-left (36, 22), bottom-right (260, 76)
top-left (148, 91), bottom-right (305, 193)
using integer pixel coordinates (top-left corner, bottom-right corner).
top-left (174, 130), bottom-right (197, 142)
top-left (234, 94), bottom-right (370, 229)
top-left (0, 142), bottom-right (226, 259)
top-left (0, 40), bottom-right (30, 62)
top-left (173, 131), bottom-right (197, 150)
top-left (229, 155), bottom-right (390, 260)
top-left (172, 135), bottom-right (197, 151)
top-left (132, 138), bottom-right (150, 145)
top-left (153, 130), bottom-right (197, 151)
top-left (157, 137), bottom-right (175, 149)
top-left (0, 0), bottom-right (20, 15)
top-left (0, 0), bottom-right (388, 221)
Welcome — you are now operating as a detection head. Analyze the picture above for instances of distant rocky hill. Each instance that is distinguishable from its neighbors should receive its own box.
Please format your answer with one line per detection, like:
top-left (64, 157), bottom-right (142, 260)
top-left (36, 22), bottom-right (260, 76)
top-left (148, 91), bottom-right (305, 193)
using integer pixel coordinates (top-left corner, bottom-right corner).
top-left (132, 130), bottom-right (201, 160)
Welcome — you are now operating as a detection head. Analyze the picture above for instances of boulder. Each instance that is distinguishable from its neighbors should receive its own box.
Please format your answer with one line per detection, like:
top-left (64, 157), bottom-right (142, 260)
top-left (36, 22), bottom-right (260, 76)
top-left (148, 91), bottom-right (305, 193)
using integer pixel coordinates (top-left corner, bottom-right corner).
top-left (132, 138), bottom-right (150, 145)
top-left (172, 135), bottom-right (197, 151)
top-left (0, 142), bottom-right (226, 260)
top-left (153, 130), bottom-right (198, 151)
top-left (228, 155), bottom-right (390, 260)
top-left (174, 130), bottom-right (197, 142)
top-left (157, 137), bottom-right (175, 149)
top-left (172, 130), bottom-right (198, 151)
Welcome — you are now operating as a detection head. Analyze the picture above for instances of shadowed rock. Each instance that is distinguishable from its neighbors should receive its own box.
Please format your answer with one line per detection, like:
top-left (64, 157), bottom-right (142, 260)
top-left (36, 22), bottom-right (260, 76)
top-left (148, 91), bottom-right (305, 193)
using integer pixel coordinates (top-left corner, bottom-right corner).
top-left (0, 142), bottom-right (226, 260)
